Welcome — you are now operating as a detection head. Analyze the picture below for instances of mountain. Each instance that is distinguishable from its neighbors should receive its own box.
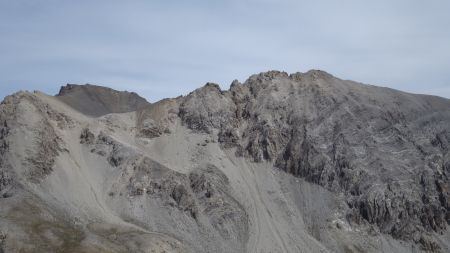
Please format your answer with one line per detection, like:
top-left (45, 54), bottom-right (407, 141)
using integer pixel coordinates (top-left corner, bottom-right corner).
top-left (56, 84), bottom-right (150, 117)
top-left (0, 70), bottom-right (449, 253)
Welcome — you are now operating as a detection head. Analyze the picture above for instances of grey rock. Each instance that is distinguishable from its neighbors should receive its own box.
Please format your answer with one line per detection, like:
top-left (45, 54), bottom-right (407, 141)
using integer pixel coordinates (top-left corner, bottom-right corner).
top-left (179, 70), bottom-right (450, 250)
top-left (1, 92), bottom-right (63, 182)
top-left (189, 164), bottom-right (248, 248)
top-left (179, 83), bottom-right (238, 133)
top-left (95, 131), bottom-right (135, 167)
top-left (138, 118), bottom-right (163, 138)
top-left (80, 128), bottom-right (95, 144)
top-left (1, 70), bottom-right (450, 252)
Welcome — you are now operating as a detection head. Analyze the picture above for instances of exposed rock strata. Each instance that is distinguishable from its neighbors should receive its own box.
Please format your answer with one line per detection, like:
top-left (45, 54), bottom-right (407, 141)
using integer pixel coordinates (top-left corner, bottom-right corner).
top-left (178, 70), bottom-right (450, 250)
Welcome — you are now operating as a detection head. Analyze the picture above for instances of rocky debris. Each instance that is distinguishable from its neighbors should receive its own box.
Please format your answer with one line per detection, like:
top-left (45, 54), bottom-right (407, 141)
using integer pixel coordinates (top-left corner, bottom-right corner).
top-left (80, 128), bottom-right (95, 144)
top-left (111, 147), bottom-right (248, 241)
top-left (0, 120), bottom-right (10, 173)
top-left (125, 157), bottom-right (199, 218)
top-left (0, 121), bottom-right (8, 152)
top-left (0, 171), bottom-right (13, 198)
top-left (88, 129), bottom-right (249, 251)
top-left (189, 164), bottom-right (248, 246)
top-left (217, 127), bottom-right (240, 148)
top-left (40, 102), bottom-right (74, 129)
top-left (137, 118), bottom-right (163, 138)
top-left (56, 84), bottom-right (150, 117)
top-left (178, 70), bottom-right (450, 250)
top-left (170, 184), bottom-right (197, 216)
top-left (26, 121), bottom-right (62, 182)
top-left (26, 95), bottom-right (67, 181)
top-left (0, 92), bottom-right (64, 182)
top-left (28, 92), bottom-right (75, 129)
top-left (125, 162), bottom-right (249, 250)
top-left (0, 123), bottom-right (13, 199)
top-left (94, 132), bottom-right (134, 167)
top-left (0, 100), bottom-right (14, 198)
top-left (88, 132), bottom-right (199, 217)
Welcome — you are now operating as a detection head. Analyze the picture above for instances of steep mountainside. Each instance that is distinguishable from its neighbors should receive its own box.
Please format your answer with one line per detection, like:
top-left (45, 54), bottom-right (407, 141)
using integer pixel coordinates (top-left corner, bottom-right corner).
top-left (0, 70), bottom-right (449, 253)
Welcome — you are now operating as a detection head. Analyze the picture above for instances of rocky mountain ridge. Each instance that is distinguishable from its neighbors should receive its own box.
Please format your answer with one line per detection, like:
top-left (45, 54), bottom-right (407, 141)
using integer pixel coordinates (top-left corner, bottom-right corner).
top-left (176, 70), bottom-right (450, 250)
top-left (0, 70), bottom-right (449, 252)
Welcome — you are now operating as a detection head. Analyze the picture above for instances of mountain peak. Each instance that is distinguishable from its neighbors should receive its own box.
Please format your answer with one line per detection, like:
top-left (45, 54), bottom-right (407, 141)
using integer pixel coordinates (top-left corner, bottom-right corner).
top-left (245, 70), bottom-right (289, 83)
top-left (56, 83), bottom-right (149, 117)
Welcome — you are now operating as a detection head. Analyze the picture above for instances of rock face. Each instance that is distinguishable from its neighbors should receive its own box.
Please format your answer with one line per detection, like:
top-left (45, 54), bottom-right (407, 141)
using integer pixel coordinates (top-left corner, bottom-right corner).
top-left (0, 71), bottom-right (449, 252)
top-left (177, 70), bottom-right (450, 251)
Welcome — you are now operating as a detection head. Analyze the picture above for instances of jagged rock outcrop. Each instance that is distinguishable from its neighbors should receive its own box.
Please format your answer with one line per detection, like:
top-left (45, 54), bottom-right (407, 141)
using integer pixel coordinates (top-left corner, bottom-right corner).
top-left (179, 83), bottom-right (237, 133)
top-left (178, 70), bottom-right (450, 251)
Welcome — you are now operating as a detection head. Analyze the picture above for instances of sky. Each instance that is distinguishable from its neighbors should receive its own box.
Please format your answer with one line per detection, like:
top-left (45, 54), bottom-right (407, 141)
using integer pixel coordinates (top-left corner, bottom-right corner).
top-left (1, 0), bottom-right (450, 102)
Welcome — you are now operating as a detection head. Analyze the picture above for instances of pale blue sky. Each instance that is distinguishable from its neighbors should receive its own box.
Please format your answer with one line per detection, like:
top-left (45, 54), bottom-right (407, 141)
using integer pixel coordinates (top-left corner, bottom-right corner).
top-left (1, 0), bottom-right (449, 101)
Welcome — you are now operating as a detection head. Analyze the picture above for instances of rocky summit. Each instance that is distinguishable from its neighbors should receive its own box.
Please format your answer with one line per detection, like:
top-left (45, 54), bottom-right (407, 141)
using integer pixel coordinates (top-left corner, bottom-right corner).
top-left (0, 70), bottom-right (449, 253)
